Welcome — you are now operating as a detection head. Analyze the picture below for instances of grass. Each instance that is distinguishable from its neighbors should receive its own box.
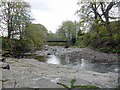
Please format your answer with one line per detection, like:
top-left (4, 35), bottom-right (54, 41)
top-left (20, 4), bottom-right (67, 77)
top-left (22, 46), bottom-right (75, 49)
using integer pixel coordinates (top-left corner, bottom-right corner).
top-left (57, 79), bottom-right (99, 89)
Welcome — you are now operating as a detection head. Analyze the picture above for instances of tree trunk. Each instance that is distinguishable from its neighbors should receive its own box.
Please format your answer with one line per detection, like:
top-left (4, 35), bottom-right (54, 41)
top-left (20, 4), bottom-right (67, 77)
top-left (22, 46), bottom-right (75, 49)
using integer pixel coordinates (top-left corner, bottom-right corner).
top-left (7, 2), bottom-right (11, 39)
top-left (7, 21), bottom-right (11, 39)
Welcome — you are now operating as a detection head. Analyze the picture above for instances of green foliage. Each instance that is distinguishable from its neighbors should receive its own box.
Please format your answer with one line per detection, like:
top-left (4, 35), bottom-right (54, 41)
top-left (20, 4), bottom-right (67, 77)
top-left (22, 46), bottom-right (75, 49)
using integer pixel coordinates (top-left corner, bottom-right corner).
top-left (56, 21), bottom-right (77, 41)
top-left (75, 33), bottom-right (92, 48)
top-left (47, 42), bottom-right (66, 46)
top-left (35, 56), bottom-right (46, 62)
top-left (0, 1), bottom-right (32, 39)
top-left (24, 23), bottom-right (48, 50)
top-left (47, 31), bottom-right (67, 46)
top-left (70, 79), bottom-right (76, 88)
top-left (2, 37), bottom-right (31, 57)
top-left (75, 0), bottom-right (120, 53)
top-left (57, 79), bottom-right (99, 89)
top-left (2, 23), bottom-right (48, 57)
top-left (75, 20), bottom-right (120, 53)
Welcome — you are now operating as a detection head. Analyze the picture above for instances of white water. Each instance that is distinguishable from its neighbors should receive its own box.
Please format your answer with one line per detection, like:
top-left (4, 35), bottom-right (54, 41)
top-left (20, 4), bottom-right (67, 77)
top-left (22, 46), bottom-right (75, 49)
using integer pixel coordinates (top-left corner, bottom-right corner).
top-left (46, 55), bottom-right (118, 73)
top-left (46, 55), bottom-right (60, 65)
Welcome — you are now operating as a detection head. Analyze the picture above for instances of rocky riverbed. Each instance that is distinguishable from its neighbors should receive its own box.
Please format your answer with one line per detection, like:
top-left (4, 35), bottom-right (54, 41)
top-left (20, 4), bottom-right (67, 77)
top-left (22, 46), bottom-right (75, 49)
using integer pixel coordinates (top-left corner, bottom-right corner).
top-left (33, 45), bottom-right (118, 64)
top-left (0, 46), bottom-right (119, 88)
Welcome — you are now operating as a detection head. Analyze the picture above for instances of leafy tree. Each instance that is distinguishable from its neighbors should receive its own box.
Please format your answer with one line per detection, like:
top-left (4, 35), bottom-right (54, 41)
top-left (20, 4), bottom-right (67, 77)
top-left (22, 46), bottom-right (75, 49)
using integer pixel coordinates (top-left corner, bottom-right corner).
top-left (56, 21), bottom-right (77, 45)
top-left (24, 23), bottom-right (48, 50)
top-left (76, 0), bottom-right (120, 38)
top-left (0, 0), bottom-right (32, 39)
top-left (75, 0), bottom-right (120, 52)
top-left (0, 0), bottom-right (34, 57)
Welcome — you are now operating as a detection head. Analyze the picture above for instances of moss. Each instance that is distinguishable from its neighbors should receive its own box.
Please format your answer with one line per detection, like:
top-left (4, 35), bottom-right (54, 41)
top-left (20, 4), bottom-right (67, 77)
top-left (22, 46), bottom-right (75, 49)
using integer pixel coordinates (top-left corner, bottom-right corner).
top-left (35, 56), bottom-right (46, 62)
top-left (0, 79), bottom-right (9, 83)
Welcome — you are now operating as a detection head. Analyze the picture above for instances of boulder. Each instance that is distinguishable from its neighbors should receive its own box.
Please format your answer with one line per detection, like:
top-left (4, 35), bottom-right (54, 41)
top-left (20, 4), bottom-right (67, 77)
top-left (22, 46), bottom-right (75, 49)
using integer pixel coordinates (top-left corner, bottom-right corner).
top-left (0, 58), bottom-right (6, 62)
top-left (0, 62), bottom-right (10, 70)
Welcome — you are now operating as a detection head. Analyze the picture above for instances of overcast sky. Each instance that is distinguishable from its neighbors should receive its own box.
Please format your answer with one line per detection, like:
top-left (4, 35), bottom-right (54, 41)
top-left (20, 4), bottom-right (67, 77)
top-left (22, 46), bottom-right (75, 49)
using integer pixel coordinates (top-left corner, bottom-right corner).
top-left (25, 0), bottom-right (79, 33)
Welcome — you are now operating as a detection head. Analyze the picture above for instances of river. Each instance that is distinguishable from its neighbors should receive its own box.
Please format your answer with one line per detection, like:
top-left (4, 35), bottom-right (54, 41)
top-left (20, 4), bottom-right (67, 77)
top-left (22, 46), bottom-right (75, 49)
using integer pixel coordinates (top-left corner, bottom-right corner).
top-left (46, 54), bottom-right (118, 73)
top-left (25, 46), bottom-right (118, 73)
top-left (1, 46), bottom-right (119, 88)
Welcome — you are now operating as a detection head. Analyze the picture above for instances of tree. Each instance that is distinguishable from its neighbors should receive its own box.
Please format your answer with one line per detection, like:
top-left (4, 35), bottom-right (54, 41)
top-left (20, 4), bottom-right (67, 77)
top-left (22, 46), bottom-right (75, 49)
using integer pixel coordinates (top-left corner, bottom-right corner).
top-left (75, 0), bottom-right (120, 52)
top-left (56, 21), bottom-right (77, 42)
top-left (76, 0), bottom-right (120, 42)
top-left (0, 0), bottom-right (32, 39)
top-left (24, 23), bottom-right (48, 50)
top-left (0, 0), bottom-right (34, 57)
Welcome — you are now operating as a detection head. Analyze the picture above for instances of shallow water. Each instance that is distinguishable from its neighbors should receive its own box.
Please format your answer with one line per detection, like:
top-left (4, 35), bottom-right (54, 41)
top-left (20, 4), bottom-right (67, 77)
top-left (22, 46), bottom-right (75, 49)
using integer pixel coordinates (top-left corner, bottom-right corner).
top-left (45, 55), bottom-right (118, 73)
top-left (23, 53), bottom-right (118, 73)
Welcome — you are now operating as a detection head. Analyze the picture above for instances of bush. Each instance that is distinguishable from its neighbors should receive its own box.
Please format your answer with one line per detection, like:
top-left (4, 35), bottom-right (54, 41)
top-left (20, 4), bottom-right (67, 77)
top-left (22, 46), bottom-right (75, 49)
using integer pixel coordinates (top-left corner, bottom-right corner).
top-left (2, 37), bottom-right (31, 57)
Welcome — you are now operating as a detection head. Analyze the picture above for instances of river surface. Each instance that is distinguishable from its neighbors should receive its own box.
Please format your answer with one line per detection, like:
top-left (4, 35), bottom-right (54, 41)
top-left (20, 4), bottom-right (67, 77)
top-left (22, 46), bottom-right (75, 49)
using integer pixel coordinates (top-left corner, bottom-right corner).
top-left (45, 54), bottom-right (118, 73)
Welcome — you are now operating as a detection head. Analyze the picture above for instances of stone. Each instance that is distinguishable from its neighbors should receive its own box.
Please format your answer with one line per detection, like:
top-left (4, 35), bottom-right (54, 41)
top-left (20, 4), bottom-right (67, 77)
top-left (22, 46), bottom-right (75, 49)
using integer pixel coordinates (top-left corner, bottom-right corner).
top-left (0, 58), bottom-right (6, 62)
top-left (14, 74), bottom-right (62, 88)
top-left (47, 53), bottom-right (51, 55)
top-left (2, 64), bottom-right (10, 70)
top-left (3, 79), bottom-right (15, 88)
top-left (1, 63), bottom-right (10, 70)
top-left (2, 69), bottom-right (14, 81)
top-left (2, 46), bottom-right (118, 88)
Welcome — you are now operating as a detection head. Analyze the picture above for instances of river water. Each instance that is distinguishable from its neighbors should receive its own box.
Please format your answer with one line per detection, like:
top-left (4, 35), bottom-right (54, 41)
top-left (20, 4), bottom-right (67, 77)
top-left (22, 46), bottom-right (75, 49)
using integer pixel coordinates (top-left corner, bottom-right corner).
top-left (46, 55), bottom-right (118, 73)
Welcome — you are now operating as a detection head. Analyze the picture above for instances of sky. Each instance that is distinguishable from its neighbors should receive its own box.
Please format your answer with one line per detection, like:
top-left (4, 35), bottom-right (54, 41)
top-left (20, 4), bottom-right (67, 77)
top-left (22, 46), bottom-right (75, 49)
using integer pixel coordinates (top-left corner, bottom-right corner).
top-left (25, 0), bottom-right (79, 33)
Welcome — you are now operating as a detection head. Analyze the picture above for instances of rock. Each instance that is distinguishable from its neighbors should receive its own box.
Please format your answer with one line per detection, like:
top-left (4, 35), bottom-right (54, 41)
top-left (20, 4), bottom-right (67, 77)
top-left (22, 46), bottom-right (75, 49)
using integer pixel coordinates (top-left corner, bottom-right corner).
top-left (0, 62), bottom-right (10, 70)
top-left (2, 64), bottom-right (10, 70)
top-left (65, 46), bottom-right (69, 48)
top-left (47, 53), bottom-right (51, 55)
top-left (2, 46), bottom-right (118, 88)
top-left (0, 58), bottom-right (6, 62)
top-left (3, 79), bottom-right (15, 88)
top-left (14, 74), bottom-right (62, 88)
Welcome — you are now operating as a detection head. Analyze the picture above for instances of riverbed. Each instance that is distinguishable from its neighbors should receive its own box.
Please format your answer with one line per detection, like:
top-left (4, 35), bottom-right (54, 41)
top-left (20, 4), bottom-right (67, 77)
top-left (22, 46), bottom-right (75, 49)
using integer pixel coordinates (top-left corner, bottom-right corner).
top-left (31, 45), bottom-right (119, 73)
top-left (1, 46), bottom-right (119, 88)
